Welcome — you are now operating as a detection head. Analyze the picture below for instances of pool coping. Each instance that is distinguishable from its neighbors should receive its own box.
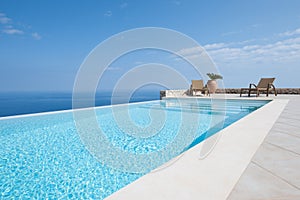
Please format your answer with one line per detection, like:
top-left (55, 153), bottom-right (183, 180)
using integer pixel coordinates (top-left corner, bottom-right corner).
top-left (105, 95), bottom-right (289, 200)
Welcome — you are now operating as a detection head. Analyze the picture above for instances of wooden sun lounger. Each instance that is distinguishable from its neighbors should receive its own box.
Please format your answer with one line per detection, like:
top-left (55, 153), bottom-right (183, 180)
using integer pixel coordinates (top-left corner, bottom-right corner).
top-left (190, 80), bottom-right (209, 96)
top-left (240, 78), bottom-right (277, 97)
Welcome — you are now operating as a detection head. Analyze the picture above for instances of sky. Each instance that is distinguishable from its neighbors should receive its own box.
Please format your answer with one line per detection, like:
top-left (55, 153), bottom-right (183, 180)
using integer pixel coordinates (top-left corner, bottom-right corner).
top-left (1, 0), bottom-right (300, 92)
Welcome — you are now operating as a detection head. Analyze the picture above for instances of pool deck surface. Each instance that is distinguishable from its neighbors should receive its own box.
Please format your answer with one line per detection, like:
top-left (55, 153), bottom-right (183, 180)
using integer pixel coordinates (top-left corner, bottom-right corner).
top-left (228, 95), bottom-right (300, 200)
top-left (106, 94), bottom-right (300, 200)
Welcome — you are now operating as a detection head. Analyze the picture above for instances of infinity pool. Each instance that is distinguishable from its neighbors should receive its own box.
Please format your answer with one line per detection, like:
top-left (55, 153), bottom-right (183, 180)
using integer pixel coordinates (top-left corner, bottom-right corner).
top-left (0, 98), bottom-right (269, 199)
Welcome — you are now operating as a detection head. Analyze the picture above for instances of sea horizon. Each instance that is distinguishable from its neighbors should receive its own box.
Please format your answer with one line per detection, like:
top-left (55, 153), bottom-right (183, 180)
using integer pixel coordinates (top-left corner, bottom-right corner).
top-left (0, 90), bottom-right (161, 118)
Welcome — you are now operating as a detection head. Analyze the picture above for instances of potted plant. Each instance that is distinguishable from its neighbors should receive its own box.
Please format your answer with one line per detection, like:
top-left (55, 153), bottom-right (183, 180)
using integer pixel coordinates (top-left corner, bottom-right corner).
top-left (206, 73), bottom-right (223, 94)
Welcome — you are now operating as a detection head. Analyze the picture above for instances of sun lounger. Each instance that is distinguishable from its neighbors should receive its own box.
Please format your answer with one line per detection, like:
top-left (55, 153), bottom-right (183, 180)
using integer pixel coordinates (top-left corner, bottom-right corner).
top-left (240, 78), bottom-right (277, 97)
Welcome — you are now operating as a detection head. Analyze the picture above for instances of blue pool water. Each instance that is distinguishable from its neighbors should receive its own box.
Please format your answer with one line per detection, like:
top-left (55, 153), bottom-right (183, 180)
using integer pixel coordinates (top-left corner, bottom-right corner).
top-left (0, 98), bottom-right (269, 199)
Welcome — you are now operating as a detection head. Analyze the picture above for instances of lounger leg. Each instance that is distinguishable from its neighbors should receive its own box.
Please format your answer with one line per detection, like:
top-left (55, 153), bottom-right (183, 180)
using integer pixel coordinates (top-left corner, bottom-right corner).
top-left (270, 84), bottom-right (277, 96)
top-left (274, 87), bottom-right (277, 96)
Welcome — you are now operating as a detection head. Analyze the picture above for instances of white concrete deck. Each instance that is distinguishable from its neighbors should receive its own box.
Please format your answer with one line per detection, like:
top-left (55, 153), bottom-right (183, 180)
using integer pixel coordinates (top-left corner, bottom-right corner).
top-left (228, 95), bottom-right (300, 200)
top-left (106, 94), bottom-right (299, 200)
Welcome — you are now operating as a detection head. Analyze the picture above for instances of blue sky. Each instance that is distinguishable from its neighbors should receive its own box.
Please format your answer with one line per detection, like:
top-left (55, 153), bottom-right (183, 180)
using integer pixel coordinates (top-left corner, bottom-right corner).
top-left (1, 0), bottom-right (300, 92)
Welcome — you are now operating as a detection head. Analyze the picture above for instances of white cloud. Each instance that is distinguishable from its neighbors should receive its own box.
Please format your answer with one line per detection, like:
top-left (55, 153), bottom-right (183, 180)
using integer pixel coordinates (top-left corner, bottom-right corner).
top-left (174, 30), bottom-right (300, 67)
top-left (120, 2), bottom-right (128, 9)
top-left (176, 46), bottom-right (204, 56)
top-left (0, 13), bottom-right (11, 24)
top-left (0, 13), bottom-right (41, 40)
top-left (106, 66), bottom-right (121, 71)
top-left (279, 28), bottom-right (300, 37)
top-left (104, 11), bottom-right (112, 17)
top-left (174, 28), bottom-right (300, 88)
top-left (250, 24), bottom-right (260, 28)
top-left (203, 43), bottom-right (227, 50)
top-left (31, 32), bottom-right (41, 40)
top-left (207, 36), bottom-right (300, 65)
top-left (221, 30), bottom-right (242, 36)
top-left (2, 28), bottom-right (24, 35)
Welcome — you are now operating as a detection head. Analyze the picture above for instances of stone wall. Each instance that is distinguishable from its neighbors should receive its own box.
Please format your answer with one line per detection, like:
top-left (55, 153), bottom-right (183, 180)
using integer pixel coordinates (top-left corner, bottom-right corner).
top-left (216, 88), bottom-right (300, 94)
top-left (160, 88), bottom-right (300, 99)
top-left (276, 88), bottom-right (300, 94)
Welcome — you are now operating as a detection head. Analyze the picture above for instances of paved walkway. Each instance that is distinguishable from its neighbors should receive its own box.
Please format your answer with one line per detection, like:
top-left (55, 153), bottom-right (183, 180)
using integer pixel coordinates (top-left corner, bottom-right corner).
top-left (228, 96), bottom-right (300, 200)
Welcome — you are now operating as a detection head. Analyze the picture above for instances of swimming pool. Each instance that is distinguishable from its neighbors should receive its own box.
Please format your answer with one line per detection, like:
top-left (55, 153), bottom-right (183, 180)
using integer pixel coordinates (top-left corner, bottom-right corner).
top-left (0, 98), bottom-right (269, 199)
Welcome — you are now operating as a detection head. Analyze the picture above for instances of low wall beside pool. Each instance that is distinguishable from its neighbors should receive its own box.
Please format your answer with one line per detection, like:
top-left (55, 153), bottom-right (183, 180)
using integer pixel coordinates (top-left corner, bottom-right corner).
top-left (160, 88), bottom-right (300, 99)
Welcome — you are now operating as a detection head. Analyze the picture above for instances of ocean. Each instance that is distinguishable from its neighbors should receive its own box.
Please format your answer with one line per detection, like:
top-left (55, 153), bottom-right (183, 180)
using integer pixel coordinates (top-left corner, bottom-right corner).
top-left (0, 90), bottom-right (160, 118)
